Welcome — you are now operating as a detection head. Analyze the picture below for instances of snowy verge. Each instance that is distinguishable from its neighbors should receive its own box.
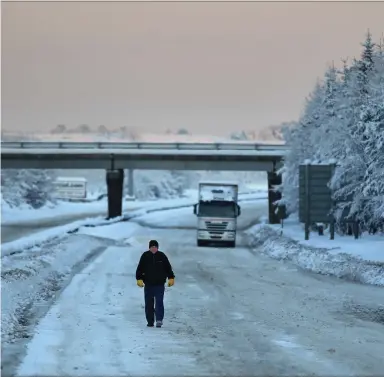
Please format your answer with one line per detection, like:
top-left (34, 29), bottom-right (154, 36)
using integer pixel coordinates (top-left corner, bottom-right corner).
top-left (246, 218), bottom-right (384, 287)
top-left (1, 234), bottom-right (110, 346)
top-left (2, 200), bottom-right (101, 226)
top-left (1, 197), bottom-right (180, 226)
top-left (1, 216), bottom-right (125, 257)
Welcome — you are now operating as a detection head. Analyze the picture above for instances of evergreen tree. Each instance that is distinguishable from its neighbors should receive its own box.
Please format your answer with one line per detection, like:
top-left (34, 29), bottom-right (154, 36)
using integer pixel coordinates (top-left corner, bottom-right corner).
top-left (279, 31), bottom-right (384, 231)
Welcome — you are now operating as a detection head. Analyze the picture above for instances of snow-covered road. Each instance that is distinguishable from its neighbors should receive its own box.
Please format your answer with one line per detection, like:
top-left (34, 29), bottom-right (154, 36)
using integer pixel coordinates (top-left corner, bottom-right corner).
top-left (10, 200), bottom-right (384, 377)
top-left (1, 213), bottom-right (108, 244)
top-left (1, 201), bottom-right (127, 244)
top-left (1, 191), bottom-right (264, 244)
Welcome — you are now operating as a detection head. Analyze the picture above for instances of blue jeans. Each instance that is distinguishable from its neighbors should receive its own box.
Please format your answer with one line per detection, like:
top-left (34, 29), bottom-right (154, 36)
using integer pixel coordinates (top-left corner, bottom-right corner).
top-left (144, 285), bottom-right (165, 324)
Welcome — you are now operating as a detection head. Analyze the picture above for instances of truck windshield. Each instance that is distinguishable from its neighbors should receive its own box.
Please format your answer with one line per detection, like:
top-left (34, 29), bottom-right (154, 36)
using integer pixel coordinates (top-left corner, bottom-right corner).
top-left (198, 201), bottom-right (236, 218)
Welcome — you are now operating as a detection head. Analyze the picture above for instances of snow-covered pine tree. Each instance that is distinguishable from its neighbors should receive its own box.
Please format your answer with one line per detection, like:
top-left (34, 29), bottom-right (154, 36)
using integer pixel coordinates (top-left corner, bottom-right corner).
top-left (362, 37), bottom-right (384, 229)
top-left (311, 64), bottom-right (339, 161)
top-left (330, 31), bottom-right (381, 229)
top-left (279, 31), bottom-right (383, 232)
top-left (1, 169), bottom-right (57, 209)
top-left (277, 80), bottom-right (326, 214)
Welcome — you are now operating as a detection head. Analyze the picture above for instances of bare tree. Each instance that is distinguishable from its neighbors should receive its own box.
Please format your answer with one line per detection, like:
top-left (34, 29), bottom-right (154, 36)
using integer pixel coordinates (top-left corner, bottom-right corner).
top-left (126, 126), bottom-right (140, 141)
top-left (51, 124), bottom-right (67, 134)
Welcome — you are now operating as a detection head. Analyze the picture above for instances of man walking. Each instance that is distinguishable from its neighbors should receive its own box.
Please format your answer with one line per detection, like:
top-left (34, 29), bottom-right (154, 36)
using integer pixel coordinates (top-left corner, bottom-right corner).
top-left (136, 240), bottom-right (175, 328)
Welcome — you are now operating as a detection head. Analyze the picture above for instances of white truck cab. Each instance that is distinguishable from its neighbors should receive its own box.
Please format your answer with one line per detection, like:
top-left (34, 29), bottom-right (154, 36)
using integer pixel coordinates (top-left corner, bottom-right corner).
top-left (193, 181), bottom-right (241, 248)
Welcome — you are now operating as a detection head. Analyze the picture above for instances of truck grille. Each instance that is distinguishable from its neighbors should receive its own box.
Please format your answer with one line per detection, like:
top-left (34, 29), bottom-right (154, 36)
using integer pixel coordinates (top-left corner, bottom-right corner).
top-left (207, 231), bottom-right (224, 239)
top-left (205, 221), bottom-right (228, 231)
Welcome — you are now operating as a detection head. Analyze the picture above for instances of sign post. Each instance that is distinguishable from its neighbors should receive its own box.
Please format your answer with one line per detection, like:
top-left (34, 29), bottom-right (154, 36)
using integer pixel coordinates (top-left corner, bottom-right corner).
top-left (299, 164), bottom-right (335, 240)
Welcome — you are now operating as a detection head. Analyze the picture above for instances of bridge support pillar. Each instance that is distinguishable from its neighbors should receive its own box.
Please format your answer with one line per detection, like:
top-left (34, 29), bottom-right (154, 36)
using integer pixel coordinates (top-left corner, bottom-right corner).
top-left (127, 169), bottom-right (134, 197)
top-left (106, 169), bottom-right (124, 219)
top-left (267, 172), bottom-right (282, 224)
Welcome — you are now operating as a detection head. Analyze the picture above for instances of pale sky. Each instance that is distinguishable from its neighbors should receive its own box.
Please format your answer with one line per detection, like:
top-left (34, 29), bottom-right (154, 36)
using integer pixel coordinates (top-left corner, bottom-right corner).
top-left (2, 1), bottom-right (384, 136)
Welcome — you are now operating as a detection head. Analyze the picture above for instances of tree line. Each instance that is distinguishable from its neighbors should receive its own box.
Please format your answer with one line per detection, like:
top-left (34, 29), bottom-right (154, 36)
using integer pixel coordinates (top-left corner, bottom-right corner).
top-left (279, 31), bottom-right (384, 233)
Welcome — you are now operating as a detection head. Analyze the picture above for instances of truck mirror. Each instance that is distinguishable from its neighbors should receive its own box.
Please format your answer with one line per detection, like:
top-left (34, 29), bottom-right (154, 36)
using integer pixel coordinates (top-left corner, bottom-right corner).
top-left (237, 205), bottom-right (241, 217)
top-left (193, 203), bottom-right (197, 215)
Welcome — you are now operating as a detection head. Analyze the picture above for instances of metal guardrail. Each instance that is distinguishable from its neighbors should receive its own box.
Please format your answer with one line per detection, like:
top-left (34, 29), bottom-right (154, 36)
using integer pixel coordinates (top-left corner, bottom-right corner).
top-left (1, 141), bottom-right (288, 151)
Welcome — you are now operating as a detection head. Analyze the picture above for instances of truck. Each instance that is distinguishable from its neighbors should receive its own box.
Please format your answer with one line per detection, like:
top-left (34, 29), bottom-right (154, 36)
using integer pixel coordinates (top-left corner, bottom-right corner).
top-left (193, 181), bottom-right (241, 248)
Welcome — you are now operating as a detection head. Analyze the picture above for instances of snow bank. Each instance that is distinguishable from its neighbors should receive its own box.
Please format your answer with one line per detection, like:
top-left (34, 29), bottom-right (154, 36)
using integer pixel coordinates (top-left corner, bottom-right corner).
top-left (125, 206), bottom-right (197, 229)
top-left (78, 221), bottom-right (142, 241)
top-left (1, 225), bottom-right (143, 373)
top-left (1, 216), bottom-right (125, 257)
top-left (1, 199), bottom-right (138, 226)
top-left (246, 218), bottom-right (384, 287)
top-left (1, 234), bottom-right (112, 346)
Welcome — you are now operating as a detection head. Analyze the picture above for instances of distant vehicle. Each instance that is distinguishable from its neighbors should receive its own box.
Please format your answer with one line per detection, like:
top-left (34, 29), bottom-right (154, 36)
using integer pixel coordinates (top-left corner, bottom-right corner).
top-left (53, 177), bottom-right (87, 201)
top-left (193, 181), bottom-right (241, 248)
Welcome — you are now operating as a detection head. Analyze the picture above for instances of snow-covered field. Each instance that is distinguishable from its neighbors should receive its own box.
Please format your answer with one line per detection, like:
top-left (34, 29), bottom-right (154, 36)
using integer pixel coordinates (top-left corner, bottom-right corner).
top-left (246, 215), bottom-right (384, 287)
top-left (4, 200), bottom-right (384, 377)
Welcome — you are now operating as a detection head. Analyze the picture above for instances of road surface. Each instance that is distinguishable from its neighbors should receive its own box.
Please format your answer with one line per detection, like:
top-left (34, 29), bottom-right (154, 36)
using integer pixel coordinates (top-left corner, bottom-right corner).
top-left (1, 193), bottom-right (262, 244)
top-left (14, 201), bottom-right (384, 376)
top-left (1, 212), bottom-right (108, 244)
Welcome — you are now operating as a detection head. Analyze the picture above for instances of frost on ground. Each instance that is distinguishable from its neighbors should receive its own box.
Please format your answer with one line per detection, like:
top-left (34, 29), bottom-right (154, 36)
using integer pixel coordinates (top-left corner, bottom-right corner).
top-left (246, 223), bottom-right (384, 287)
top-left (0, 233), bottom-right (116, 375)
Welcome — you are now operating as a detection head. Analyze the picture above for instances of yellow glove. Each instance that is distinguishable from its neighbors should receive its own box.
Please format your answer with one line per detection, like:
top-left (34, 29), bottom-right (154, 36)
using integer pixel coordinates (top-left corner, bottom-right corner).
top-left (168, 278), bottom-right (174, 287)
top-left (137, 279), bottom-right (144, 288)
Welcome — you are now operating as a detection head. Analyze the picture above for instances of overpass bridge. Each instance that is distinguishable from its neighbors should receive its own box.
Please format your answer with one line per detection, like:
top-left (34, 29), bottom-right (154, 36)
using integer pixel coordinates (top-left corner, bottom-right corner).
top-left (1, 141), bottom-right (288, 222)
top-left (0, 141), bottom-right (287, 170)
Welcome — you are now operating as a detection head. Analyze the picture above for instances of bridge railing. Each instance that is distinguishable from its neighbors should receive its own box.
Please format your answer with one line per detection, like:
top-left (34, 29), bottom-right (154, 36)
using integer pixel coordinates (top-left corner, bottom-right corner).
top-left (1, 141), bottom-right (288, 151)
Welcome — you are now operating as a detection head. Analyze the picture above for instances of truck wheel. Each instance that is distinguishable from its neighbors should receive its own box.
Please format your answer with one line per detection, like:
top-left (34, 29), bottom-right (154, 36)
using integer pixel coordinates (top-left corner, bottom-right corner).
top-left (228, 241), bottom-right (236, 248)
top-left (197, 240), bottom-right (204, 247)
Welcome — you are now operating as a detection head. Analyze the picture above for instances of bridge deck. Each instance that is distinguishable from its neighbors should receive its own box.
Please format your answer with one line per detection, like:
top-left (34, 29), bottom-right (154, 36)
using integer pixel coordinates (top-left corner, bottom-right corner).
top-left (1, 147), bottom-right (285, 157)
top-left (1, 141), bottom-right (287, 151)
top-left (1, 142), bottom-right (286, 171)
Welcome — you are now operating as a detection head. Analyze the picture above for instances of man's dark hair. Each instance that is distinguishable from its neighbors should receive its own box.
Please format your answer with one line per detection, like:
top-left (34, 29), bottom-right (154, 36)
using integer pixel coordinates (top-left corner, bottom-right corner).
top-left (149, 240), bottom-right (159, 248)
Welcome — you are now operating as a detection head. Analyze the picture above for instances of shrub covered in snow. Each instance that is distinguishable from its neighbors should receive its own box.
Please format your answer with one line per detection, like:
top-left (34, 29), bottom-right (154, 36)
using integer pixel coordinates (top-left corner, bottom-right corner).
top-left (1, 169), bottom-right (57, 209)
top-left (278, 31), bottom-right (384, 231)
